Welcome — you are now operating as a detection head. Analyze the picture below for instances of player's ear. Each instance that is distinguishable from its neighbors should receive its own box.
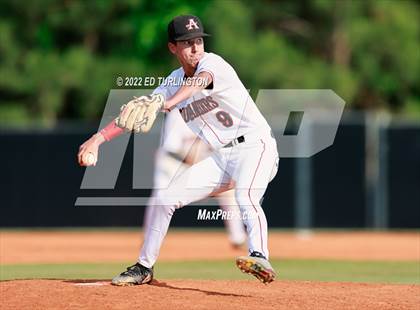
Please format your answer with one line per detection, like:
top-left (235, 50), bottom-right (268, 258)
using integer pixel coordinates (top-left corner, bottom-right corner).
top-left (168, 42), bottom-right (177, 54)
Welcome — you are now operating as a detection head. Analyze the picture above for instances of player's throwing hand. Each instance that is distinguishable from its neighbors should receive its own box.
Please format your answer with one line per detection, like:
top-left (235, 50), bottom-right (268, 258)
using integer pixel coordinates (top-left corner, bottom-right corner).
top-left (77, 133), bottom-right (105, 166)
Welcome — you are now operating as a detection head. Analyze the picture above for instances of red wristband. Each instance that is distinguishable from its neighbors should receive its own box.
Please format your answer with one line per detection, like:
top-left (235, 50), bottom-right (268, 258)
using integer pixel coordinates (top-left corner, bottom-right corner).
top-left (99, 120), bottom-right (124, 141)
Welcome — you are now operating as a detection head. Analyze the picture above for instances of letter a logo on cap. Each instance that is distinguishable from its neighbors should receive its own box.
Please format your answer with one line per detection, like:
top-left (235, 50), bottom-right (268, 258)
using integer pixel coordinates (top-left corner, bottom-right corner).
top-left (185, 18), bottom-right (199, 30)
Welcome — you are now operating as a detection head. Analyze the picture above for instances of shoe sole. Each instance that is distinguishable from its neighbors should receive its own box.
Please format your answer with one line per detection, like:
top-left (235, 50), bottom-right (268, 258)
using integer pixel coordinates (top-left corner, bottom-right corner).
top-left (111, 274), bottom-right (153, 286)
top-left (236, 257), bottom-right (275, 284)
top-left (111, 281), bottom-right (136, 287)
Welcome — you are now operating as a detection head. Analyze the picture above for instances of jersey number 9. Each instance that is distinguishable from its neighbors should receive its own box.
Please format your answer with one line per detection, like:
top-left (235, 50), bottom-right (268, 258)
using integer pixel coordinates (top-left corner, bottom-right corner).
top-left (216, 111), bottom-right (233, 127)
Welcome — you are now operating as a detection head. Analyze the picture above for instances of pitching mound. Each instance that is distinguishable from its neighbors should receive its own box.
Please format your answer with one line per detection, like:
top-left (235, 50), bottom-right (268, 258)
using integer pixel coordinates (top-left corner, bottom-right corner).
top-left (1, 279), bottom-right (418, 310)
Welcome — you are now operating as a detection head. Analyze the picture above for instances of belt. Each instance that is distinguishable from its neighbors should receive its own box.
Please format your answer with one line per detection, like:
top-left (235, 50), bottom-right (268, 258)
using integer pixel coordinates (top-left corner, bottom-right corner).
top-left (223, 135), bottom-right (245, 148)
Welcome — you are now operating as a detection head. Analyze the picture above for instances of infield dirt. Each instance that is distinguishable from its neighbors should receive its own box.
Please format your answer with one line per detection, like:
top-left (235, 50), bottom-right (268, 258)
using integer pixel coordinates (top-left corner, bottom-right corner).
top-left (2, 231), bottom-right (418, 263)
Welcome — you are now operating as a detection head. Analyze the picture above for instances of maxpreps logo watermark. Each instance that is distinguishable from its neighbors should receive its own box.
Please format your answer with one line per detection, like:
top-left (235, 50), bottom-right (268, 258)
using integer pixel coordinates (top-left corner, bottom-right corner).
top-left (75, 89), bottom-right (345, 207)
top-left (197, 209), bottom-right (257, 221)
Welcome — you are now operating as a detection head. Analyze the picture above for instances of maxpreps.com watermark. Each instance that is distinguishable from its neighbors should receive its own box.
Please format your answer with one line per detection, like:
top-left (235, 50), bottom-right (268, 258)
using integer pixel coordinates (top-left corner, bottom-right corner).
top-left (197, 209), bottom-right (257, 221)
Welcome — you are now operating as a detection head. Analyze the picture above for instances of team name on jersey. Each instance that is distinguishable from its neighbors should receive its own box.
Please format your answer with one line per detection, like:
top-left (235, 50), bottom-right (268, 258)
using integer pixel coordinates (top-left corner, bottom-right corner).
top-left (179, 96), bottom-right (219, 123)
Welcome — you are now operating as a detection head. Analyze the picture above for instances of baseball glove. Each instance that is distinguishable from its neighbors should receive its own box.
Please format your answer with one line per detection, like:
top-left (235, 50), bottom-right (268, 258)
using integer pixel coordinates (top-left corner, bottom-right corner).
top-left (115, 93), bottom-right (165, 133)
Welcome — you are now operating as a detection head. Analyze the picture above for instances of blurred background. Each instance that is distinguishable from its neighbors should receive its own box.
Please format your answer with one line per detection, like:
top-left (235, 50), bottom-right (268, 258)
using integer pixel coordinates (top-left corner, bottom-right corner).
top-left (0, 0), bottom-right (419, 228)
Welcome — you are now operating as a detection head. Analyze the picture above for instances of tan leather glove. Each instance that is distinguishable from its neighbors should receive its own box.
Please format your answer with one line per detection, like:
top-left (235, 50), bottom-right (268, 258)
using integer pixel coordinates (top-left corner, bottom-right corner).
top-left (116, 94), bottom-right (165, 133)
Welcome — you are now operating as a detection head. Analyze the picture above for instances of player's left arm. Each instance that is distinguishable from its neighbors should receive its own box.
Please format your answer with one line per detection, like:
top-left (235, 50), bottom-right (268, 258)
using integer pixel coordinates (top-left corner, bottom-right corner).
top-left (163, 71), bottom-right (213, 111)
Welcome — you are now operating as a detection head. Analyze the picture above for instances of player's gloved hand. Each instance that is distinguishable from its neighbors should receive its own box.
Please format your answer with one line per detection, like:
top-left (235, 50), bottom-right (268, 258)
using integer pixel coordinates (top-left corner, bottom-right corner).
top-left (115, 94), bottom-right (165, 133)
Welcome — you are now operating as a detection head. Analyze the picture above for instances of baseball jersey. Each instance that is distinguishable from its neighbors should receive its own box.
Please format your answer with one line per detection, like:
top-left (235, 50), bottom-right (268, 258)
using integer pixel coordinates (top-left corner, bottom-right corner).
top-left (153, 52), bottom-right (270, 149)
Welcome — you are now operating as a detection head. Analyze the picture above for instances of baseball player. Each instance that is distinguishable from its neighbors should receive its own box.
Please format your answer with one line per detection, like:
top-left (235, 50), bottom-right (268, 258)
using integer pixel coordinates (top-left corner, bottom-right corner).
top-left (78, 15), bottom-right (279, 285)
top-left (144, 108), bottom-right (247, 248)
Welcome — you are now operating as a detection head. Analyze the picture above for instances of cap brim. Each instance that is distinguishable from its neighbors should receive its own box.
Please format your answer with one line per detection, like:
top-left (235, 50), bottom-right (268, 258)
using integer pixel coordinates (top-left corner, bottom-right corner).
top-left (175, 32), bottom-right (210, 41)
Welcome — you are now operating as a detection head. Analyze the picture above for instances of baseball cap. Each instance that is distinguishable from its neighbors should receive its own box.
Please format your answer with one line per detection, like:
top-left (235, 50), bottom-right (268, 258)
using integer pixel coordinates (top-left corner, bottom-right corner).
top-left (168, 15), bottom-right (210, 42)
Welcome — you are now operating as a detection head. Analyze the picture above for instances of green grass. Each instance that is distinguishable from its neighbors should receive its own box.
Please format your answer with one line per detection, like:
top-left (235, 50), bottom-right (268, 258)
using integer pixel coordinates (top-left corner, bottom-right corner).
top-left (1, 259), bottom-right (419, 284)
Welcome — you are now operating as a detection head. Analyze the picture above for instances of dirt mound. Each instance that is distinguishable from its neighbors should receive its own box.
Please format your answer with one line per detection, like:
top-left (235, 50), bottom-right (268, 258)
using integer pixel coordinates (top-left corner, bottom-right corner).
top-left (1, 279), bottom-right (418, 310)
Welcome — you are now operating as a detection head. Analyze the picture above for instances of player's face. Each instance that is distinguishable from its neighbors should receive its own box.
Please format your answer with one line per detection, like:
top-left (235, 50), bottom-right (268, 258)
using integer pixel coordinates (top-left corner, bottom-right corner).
top-left (168, 37), bottom-right (204, 72)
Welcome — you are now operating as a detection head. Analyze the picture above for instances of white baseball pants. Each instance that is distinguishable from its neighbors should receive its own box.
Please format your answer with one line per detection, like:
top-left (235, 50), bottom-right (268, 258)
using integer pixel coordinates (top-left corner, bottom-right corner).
top-left (139, 128), bottom-right (279, 268)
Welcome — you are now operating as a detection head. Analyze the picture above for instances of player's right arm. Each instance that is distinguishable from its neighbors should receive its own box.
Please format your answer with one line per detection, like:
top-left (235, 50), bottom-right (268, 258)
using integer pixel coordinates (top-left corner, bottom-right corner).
top-left (77, 121), bottom-right (124, 166)
top-left (78, 70), bottom-right (178, 167)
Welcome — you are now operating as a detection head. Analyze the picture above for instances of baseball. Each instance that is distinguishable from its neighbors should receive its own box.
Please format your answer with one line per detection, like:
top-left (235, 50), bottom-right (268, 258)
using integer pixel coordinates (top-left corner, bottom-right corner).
top-left (83, 152), bottom-right (95, 166)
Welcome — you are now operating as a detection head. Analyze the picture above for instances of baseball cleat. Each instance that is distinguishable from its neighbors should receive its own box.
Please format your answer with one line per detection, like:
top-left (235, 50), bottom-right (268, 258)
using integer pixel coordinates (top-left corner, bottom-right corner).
top-left (236, 251), bottom-right (276, 284)
top-left (111, 262), bottom-right (153, 286)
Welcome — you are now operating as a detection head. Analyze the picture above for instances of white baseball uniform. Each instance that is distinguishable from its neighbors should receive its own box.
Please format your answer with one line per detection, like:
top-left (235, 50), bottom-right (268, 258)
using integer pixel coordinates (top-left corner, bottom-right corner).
top-left (139, 52), bottom-right (279, 268)
top-left (143, 109), bottom-right (247, 246)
